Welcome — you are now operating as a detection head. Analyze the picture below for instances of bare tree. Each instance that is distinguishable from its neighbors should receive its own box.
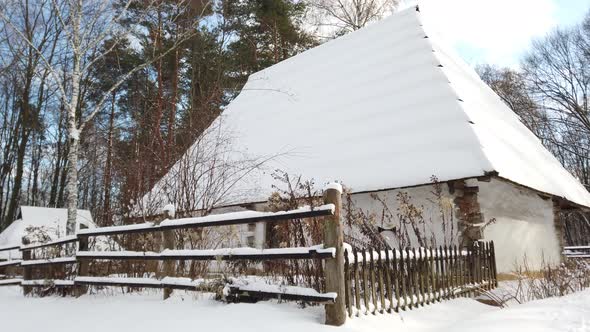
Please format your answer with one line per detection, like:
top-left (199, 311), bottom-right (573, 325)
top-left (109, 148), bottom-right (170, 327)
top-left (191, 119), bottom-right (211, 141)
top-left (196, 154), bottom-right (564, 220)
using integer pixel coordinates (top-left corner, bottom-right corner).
top-left (305, 0), bottom-right (399, 38)
top-left (522, 14), bottom-right (590, 186)
top-left (0, 0), bottom-right (211, 234)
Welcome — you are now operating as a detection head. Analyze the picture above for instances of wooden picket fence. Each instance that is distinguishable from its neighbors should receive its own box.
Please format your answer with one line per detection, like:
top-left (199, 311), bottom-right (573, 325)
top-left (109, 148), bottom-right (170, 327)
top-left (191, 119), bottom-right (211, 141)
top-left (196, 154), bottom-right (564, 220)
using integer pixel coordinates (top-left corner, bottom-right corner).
top-left (343, 242), bottom-right (497, 317)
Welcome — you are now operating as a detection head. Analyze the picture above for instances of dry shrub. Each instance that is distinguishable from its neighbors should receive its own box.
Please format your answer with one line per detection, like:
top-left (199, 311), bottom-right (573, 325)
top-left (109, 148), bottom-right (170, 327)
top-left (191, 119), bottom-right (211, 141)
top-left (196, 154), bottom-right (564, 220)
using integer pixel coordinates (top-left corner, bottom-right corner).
top-left (490, 256), bottom-right (590, 306)
top-left (262, 171), bottom-right (326, 292)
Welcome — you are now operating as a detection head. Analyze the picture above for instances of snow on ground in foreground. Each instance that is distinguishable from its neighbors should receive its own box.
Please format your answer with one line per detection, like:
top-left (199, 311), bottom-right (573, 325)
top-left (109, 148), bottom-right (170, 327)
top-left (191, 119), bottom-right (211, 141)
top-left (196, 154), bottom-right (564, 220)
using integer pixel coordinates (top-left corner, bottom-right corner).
top-left (0, 286), bottom-right (588, 332)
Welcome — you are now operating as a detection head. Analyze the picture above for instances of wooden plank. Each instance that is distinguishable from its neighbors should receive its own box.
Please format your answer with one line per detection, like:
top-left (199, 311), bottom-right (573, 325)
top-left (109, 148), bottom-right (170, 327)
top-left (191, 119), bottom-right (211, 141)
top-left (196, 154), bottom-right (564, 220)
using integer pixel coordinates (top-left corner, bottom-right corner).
top-left (435, 247), bottom-right (442, 302)
top-left (77, 235), bottom-right (90, 296)
top-left (399, 249), bottom-right (407, 311)
top-left (377, 249), bottom-right (386, 314)
top-left (228, 286), bottom-right (336, 304)
top-left (0, 260), bottom-right (22, 267)
top-left (392, 250), bottom-right (400, 312)
top-left (414, 248), bottom-right (424, 307)
top-left (20, 257), bottom-right (77, 267)
top-left (458, 246), bottom-right (465, 297)
top-left (362, 250), bottom-right (370, 315)
top-left (490, 241), bottom-right (498, 288)
top-left (424, 248), bottom-right (431, 305)
top-left (20, 236), bottom-right (78, 252)
top-left (442, 246), bottom-right (449, 300)
top-left (384, 249), bottom-right (394, 313)
top-left (428, 248), bottom-right (436, 303)
top-left (406, 248), bottom-right (414, 309)
top-left (0, 279), bottom-right (22, 286)
top-left (22, 237), bottom-right (32, 296)
top-left (344, 249), bottom-right (352, 317)
top-left (468, 246), bottom-right (475, 297)
top-left (369, 249), bottom-right (377, 314)
top-left (76, 249), bottom-right (335, 261)
top-left (353, 248), bottom-right (361, 316)
top-left (79, 205), bottom-right (335, 237)
top-left (0, 245), bottom-right (20, 252)
top-left (449, 245), bottom-right (457, 299)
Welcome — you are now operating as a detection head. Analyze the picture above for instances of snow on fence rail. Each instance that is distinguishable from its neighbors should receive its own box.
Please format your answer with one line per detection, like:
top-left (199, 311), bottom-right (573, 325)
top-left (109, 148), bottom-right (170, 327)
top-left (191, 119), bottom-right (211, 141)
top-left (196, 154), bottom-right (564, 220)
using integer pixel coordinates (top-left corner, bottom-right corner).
top-left (563, 245), bottom-right (590, 259)
top-left (226, 278), bottom-right (337, 304)
top-left (76, 246), bottom-right (336, 261)
top-left (343, 242), bottom-right (498, 317)
top-left (77, 204), bottom-right (335, 237)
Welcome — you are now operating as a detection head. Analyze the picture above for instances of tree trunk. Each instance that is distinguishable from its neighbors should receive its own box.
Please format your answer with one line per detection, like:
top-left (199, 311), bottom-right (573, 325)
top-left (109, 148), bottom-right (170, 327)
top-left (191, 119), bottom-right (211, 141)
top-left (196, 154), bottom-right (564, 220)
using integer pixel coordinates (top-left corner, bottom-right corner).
top-left (102, 92), bottom-right (116, 226)
top-left (65, 133), bottom-right (79, 235)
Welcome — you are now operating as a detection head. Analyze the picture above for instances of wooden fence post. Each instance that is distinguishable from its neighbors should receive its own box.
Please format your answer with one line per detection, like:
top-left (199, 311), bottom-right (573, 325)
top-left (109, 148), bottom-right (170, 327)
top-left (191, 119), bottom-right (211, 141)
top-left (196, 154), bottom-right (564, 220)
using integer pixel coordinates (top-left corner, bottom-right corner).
top-left (159, 205), bottom-right (176, 300)
top-left (323, 184), bottom-right (346, 326)
top-left (76, 233), bottom-right (89, 296)
top-left (22, 237), bottom-right (31, 296)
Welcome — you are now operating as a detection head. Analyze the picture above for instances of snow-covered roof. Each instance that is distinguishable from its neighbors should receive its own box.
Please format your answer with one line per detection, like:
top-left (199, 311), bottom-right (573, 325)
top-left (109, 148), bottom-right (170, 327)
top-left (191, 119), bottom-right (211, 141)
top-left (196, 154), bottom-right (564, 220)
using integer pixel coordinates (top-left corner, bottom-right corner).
top-left (146, 6), bottom-right (590, 208)
top-left (0, 207), bottom-right (95, 259)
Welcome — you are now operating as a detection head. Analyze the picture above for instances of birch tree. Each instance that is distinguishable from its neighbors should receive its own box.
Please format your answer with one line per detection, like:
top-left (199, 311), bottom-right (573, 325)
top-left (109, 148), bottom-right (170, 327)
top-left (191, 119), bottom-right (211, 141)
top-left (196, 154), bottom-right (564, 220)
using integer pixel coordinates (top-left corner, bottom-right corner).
top-left (0, 0), bottom-right (211, 234)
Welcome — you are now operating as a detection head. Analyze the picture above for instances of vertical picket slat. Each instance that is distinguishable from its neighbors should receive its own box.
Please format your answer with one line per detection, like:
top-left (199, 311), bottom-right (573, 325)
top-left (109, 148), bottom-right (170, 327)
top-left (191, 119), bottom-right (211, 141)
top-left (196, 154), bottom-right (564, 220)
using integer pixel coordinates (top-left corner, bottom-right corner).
top-left (490, 241), bottom-right (498, 288)
top-left (369, 249), bottom-right (378, 314)
top-left (475, 244), bottom-right (481, 290)
top-left (428, 248), bottom-right (436, 303)
top-left (439, 246), bottom-right (446, 300)
top-left (384, 249), bottom-right (394, 313)
top-left (362, 250), bottom-right (370, 315)
top-left (469, 246), bottom-right (475, 297)
top-left (451, 245), bottom-right (459, 298)
top-left (399, 249), bottom-right (407, 311)
top-left (435, 247), bottom-right (442, 302)
top-left (393, 249), bottom-right (401, 312)
top-left (416, 248), bottom-right (425, 306)
top-left (406, 248), bottom-right (415, 309)
top-left (458, 246), bottom-right (465, 297)
top-left (377, 249), bottom-right (386, 313)
top-left (424, 248), bottom-right (431, 304)
top-left (353, 248), bottom-right (361, 316)
top-left (344, 249), bottom-right (352, 317)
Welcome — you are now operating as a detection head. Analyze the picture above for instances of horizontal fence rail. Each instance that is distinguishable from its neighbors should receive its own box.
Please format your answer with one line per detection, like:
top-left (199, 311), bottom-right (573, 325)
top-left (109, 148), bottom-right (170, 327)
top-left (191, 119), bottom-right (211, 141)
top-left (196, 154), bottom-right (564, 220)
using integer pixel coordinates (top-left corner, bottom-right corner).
top-left (77, 204), bottom-right (335, 237)
top-left (563, 245), bottom-right (590, 259)
top-left (76, 247), bottom-right (335, 261)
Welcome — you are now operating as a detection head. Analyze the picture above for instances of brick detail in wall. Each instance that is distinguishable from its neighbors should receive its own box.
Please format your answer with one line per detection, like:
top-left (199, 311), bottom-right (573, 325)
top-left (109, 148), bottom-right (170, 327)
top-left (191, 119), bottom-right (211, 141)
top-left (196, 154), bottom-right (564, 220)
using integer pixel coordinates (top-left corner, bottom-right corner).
top-left (449, 180), bottom-right (484, 246)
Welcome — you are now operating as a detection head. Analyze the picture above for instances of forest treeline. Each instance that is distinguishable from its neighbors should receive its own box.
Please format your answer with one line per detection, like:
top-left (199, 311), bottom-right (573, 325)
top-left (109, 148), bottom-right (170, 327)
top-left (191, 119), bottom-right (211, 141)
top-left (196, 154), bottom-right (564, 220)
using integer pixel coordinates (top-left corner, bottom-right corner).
top-left (0, 0), bottom-right (588, 236)
top-left (0, 0), bottom-right (397, 229)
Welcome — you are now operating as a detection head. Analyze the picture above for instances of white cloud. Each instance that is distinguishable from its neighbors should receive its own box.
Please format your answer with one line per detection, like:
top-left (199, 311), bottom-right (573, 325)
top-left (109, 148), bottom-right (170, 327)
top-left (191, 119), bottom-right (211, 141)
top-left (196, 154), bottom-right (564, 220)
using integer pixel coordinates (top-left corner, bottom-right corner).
top-left (403, 0), bottom-right (558, 67)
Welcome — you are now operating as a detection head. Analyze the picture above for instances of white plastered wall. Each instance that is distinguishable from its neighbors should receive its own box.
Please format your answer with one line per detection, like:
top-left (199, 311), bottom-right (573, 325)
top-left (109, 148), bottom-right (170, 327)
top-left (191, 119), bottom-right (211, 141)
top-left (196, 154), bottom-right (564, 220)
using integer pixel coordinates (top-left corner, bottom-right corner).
top-left (346, 183), bottom-right (458, 248)
top-left (478, 178), bottom-right (561, 273)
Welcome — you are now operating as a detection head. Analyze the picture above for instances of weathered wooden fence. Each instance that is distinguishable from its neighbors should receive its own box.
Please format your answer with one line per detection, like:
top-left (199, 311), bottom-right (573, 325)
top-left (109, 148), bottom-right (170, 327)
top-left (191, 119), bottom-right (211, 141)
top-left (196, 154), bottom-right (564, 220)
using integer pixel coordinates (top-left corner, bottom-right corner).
top-left (0, 186), bottom-right (499, 326)
top-left (343, 243), bottom-right (497, 316)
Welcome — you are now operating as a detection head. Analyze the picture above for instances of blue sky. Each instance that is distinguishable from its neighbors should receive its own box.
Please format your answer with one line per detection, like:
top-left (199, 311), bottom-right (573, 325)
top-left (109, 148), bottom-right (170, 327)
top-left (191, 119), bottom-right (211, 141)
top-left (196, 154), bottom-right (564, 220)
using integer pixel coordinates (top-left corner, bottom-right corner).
top-left (403, 0), bottom-right (590, 68)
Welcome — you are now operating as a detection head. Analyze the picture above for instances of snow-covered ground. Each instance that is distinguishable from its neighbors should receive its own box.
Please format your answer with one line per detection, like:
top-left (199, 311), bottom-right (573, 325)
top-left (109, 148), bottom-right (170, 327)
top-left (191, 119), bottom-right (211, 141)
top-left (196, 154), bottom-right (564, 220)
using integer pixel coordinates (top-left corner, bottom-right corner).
top-left (0, 286), bottom-right (588, 332)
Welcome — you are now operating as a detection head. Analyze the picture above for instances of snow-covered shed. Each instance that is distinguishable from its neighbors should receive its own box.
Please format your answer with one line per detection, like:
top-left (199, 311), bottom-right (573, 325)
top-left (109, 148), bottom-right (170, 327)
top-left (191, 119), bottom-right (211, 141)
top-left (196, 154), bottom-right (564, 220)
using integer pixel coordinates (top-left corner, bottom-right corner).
top-left (140, 6), bottom-right (590, 272)
top-left (0, 206), bottom-right (95, 260)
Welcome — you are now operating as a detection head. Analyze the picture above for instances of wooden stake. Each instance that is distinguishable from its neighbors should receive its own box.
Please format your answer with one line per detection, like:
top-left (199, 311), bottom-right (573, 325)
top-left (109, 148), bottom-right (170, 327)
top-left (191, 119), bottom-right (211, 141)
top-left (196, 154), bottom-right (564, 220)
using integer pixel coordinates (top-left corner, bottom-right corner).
top-left (353, 248), bottom-right (361, 316)
top-left (323, 186), bottom-right (346, 325)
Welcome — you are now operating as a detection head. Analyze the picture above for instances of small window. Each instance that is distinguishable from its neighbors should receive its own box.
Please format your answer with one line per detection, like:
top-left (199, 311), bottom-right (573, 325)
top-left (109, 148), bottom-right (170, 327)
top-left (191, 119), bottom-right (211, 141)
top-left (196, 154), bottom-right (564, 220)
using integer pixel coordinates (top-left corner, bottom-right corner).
top-left (248, 223), bottom-right (256, 232)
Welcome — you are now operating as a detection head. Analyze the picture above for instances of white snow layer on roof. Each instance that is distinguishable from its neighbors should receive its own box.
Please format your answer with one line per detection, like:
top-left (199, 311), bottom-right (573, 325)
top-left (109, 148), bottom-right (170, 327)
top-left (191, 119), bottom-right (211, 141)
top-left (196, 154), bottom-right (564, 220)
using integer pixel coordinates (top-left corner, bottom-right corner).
top-left (144, 6), bottom-right (590, 209)
top-left (0, 207), bottom-right (95, 258)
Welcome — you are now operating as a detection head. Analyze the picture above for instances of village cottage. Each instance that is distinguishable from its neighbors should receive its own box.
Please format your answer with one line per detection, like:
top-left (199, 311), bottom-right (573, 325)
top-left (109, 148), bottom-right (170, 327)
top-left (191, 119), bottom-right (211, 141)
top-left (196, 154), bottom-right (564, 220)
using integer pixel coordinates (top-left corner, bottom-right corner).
top-left (138, 7), bottom-right (590, 273)
top-left (0, 206), bottom-right (95, 261)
